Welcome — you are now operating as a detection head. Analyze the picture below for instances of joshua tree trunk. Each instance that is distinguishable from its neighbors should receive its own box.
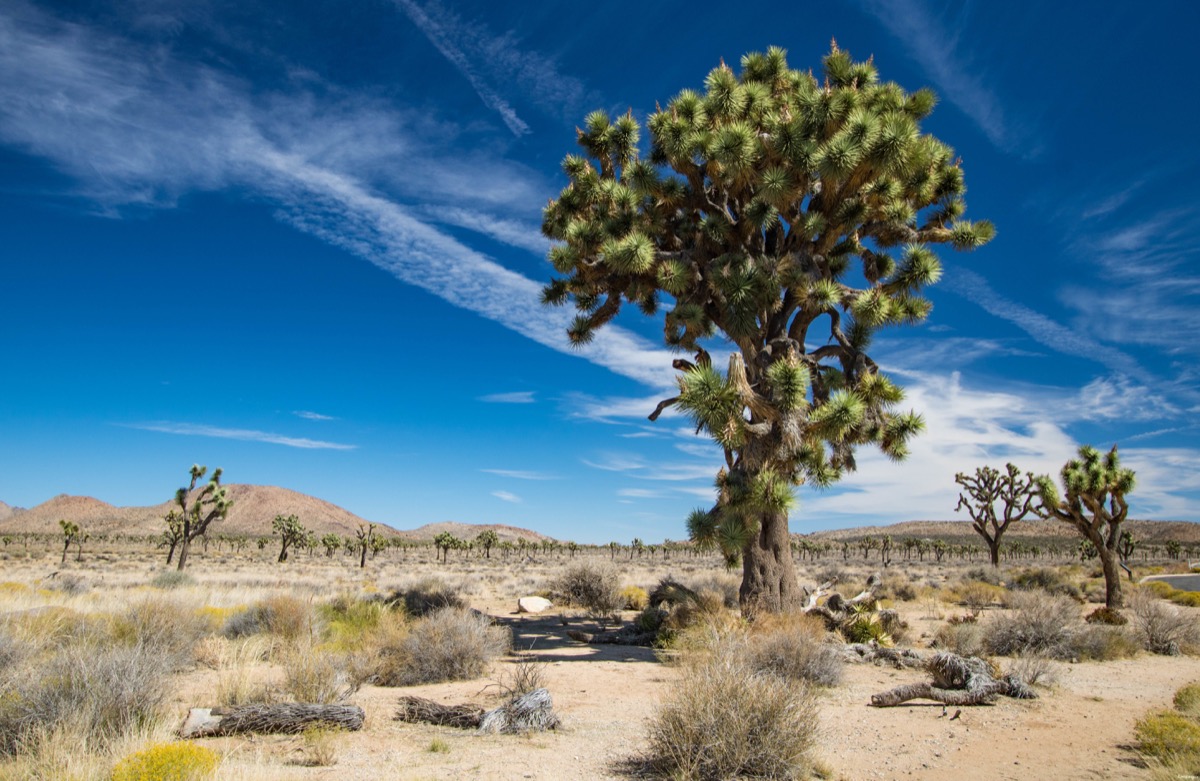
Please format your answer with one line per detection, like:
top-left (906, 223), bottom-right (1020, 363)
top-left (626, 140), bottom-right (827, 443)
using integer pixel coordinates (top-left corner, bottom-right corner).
top-left (987, 539), bottom-right (1001, 567)
top-left (165, 541), bottom-right (177, 566)
top-left (1099, 547), bottom-right (1124, 608)
top-left (177, 538), bottom-right (191, 571)
top-left (739, 509), bottom-right (801, 614)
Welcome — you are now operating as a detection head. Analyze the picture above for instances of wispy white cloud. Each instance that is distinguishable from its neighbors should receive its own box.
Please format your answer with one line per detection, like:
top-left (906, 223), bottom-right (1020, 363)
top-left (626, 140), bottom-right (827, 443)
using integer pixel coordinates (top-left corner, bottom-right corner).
top-left (481, 468), bottom-right (556, 480)
top-left (856, 0), bottom-right (1031, 154)
top-left (942, 268), bottom-right (1143, 377)
top-left (123, 421), bottom-right (357, 450)
top-left (618, 488), bottom-right (666, 499)
top-left (392, 0), bottom-right (592, 133)
top-left (478, 391), bottom-right (536, 404)
top-left (0, 6), bottom-right (676, 391)
top-left (293, 410), bottom-right (336, 421)
top-left (426, 206), bottom-right (551, 255)
top-left (392, 0), bottom-right (528, 135)
top-left (491, 490), bottom-right (521, 503)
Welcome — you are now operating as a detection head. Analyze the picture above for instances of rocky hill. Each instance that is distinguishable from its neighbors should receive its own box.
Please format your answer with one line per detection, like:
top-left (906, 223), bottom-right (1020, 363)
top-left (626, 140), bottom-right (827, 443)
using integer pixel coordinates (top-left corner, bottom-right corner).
top-left (0, 486), bottom-right (398, 539)
top-left (0, 501), bottom-right (13, 523)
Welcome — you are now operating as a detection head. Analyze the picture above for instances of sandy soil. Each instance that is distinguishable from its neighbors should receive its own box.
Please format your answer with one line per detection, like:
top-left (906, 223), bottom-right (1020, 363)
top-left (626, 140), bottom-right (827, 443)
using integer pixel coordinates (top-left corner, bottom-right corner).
top-left (170, 604), bottom-right (1200, 781)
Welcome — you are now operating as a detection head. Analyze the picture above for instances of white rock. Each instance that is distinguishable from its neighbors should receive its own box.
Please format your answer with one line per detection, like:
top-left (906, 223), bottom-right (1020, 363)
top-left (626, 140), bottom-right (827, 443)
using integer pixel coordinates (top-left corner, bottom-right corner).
top-left (518, 596), bottom-right (553, 614)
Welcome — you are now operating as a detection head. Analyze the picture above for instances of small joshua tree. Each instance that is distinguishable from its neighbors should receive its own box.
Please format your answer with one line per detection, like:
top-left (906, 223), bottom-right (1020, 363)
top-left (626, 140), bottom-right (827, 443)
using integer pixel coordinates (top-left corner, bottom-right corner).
top-left (476, 529), bottom-right (499, 559)
top-left (171, 464), bottom-right (233, 571)
top-left (1036, 445), bottom-right (1135, 609)
top-left (433, 531), bottom-right (459, 564)
top-left (321, 533), bottom-right (342, 558)
top-left (954, 463), bottom-right (1039, 567)
top-left (272, 514), bottom-right (308, 563)
top-left (58, 519), bottom-right (82, 564)
top-left (355, 523), bottom-right (375, 568)
top-left (160, 510), bottom-right (185, 565)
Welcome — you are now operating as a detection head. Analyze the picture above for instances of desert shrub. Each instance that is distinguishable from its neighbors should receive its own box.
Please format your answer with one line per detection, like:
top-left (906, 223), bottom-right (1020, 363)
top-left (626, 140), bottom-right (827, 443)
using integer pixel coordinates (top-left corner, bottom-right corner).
top-left (620, 585), bottom-right (649, 611)
top-left (111, 741), bottom-right (219, 781)
top-left (965, 567), bottom-right (1003, 586)
top-left (300, 726), bottom-right (341, 767)
top-left (149, 570), bottom-right (195, 590)
top-left (1008, 568), bottom-right (1082, 601)
top-left (320, 596), bottom-right (386, 650)
top-left (1143, 580), bottom-right (1176, 599)
top-left (747, 613), bottom-right (842, 687)
top-left (222, 595), bottom-right (313, 642)
top-left (681, 574), bottom-right (740, 609)
top-left (345, 610), bottom-right (410, 688)
top-left (1130, 592), bottom-right (1200, 656)
top-left (386, 608), bottom-right (510, 686)
top-left (551, 563), bottom-right (622, 617)
top-left (110, 598), bottom-right (210, 669)
top-left (1171, 591), bottom-right (1200, 608)
top-left (888, 578), bottom-right (919, 602)
top-left (0, 642), bottom-right (173, 754)
top-left (644, 636), bottom-right (820, 780)
top-left (1072, 624), bottom-right (1139, 661)
top-left (281, 644), bottom-right (354, 704)
top-left (1085, 606), bottom-right (1128, 625)
top-left (1175, 682), bottom-right (1200, 719)
top-left (933, 621), bottom-right (985, 657)
top-left (841, 605), bottom-right (893, 645)
top-left (386, 578), bottom-right (466, 618)
top-left (1136, 710), bottom-right (1200, 763)
top-left (955, 580), bottom-right (1004, 611)
top-left (1007, 654), bottom-right (1058, 688)
top-left (48, 574), bottom-right (88, 596)
top-left (215, 637), bottom-right (273, 707)
top-left (983, 591), bottom-right (1080, 658)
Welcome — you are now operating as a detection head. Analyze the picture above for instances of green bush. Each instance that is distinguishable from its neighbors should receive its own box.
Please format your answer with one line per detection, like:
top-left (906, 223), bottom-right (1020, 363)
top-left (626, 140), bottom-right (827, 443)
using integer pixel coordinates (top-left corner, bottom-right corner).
top-left (111, 741), bottom-right (219, 781)
top-left (1175, 682), bottom-right (1200, 719)
top-left (1135, 710), bottom-right (1200, 763)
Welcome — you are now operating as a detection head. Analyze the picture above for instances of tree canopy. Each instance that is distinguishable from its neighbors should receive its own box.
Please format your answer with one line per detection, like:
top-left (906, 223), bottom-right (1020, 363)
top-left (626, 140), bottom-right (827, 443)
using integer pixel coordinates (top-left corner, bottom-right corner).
top-left (542, 44), bottom-right (993, 611)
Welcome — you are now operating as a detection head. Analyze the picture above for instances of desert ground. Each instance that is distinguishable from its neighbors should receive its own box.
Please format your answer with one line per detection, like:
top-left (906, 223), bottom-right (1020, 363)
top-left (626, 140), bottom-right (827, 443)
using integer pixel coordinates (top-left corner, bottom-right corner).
top-left (1, 537), bottom-right (1199, 781)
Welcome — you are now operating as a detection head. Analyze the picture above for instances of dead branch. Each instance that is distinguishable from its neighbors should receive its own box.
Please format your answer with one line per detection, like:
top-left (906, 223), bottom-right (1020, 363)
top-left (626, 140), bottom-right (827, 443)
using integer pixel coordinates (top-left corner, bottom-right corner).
top-left (870, 652), bottom-right (1037, 707)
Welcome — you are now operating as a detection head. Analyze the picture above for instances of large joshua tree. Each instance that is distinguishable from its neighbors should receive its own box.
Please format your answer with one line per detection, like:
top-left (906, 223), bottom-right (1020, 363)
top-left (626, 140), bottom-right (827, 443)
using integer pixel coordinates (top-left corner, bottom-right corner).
top-left (542, 45), bottom-right (993, 613)
top-left (172, 464), bottom-right (232, 571)
top-left (1036, 445), bottom-right (1135, 609)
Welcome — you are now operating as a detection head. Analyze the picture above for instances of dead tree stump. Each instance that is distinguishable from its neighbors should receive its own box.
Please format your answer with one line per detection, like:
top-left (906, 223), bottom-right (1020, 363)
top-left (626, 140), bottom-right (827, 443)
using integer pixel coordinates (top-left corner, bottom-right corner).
top-left (180, 703), bottom-right (365, 737)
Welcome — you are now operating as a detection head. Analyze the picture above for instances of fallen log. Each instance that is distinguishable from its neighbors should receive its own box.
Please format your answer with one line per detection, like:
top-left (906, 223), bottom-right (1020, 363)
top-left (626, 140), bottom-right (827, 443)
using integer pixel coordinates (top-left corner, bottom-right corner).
top-left (395, 696), bottom-right (485, 729)
top-left (870, 652), bottom-right (1036, 707)
top-left (843, 643), bottom-right (925, 668)
top-left (394, 688), bottom-right (561, 734)
top-left (180, 703), bottom-right (364, 737)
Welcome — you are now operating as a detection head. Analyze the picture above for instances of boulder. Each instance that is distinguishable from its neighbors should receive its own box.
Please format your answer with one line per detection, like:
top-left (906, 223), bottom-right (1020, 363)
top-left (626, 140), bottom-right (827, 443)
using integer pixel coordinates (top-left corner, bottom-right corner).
top-left (518, 596), bottom-right (552, 614)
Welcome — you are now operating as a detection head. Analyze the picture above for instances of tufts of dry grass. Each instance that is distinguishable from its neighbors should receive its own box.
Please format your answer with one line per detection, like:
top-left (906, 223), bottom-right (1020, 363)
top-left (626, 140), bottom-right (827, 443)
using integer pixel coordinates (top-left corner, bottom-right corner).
top-left (643, 627), bottom-right (823, 780)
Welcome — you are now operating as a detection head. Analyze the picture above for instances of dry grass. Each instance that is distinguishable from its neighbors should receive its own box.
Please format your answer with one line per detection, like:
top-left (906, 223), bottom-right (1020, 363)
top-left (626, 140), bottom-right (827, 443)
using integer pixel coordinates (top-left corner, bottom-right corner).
top-left (386, 607), bottom-right (510, 686)
top-left (643, 628), bottom-right (823, 780)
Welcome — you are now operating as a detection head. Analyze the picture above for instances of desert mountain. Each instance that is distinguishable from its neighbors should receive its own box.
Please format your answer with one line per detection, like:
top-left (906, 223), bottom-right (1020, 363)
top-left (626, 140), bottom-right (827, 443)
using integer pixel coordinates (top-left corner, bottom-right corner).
top-left (0, 485), bottom-right (399, 539)
top-left (0, 501), bottom-right (12, 523)
top-left (402, 521), bottom-right (551, 544)
top-left (809, 518), bottom-right (1200, 545)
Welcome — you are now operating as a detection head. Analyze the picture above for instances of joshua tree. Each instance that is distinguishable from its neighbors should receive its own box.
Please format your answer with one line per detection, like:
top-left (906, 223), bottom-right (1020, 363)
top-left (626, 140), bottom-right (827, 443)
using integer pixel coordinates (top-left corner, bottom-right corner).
top-left (433, 531), bottom-right (459, 563)
top-left (1117, 530), bottom-right (1137, 580)
top-left (1036, 445), bottom-right (1135, 609)
top-left (954, 463), bottom-right (1039, 567)
top-left (321, 533), bottom-right (342, 558)
top-left (171, 465), bottom-right (232, 571)
top-left (58, 519), bottom-right (82, 564)
top-left (1166, 540), bottom-right (1183, 560)
top-left (160, 510), bottom-right (185, 565)
top-left (541, 45), bottom-right (992, 613)
top-left (476, 529), bottom-right (499, 559)
top-left (608, 541), bottom-right (620, 560)
top-left (355, 523), bottom-right (375, 568)
top-left (272, 514), bottom-right (307, 563)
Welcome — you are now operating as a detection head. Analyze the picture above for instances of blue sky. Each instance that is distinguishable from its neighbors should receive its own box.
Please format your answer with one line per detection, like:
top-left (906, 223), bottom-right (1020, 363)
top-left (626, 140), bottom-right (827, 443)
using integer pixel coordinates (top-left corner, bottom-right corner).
top-left (1, 0), bottom-right (1197, 543)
